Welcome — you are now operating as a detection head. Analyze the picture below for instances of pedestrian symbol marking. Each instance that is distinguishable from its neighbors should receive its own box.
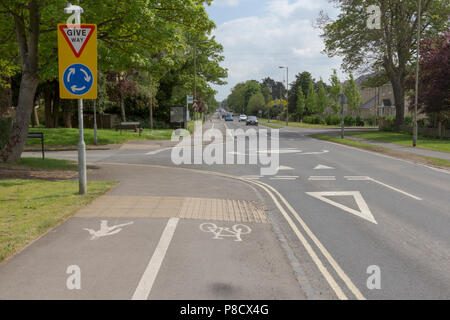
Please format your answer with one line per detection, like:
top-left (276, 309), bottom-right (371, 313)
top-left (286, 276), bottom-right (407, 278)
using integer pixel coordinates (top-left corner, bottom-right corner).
top-left (63, 63), bottom-right (94, 95)
top-left (306, 191), bottom-right (377, 224)
top-left (84, 220), bottom-right (134, 240)
top-left (199, 223), bottom-right (252, 241)
top-left (59, 25), bottom-right (95, 58)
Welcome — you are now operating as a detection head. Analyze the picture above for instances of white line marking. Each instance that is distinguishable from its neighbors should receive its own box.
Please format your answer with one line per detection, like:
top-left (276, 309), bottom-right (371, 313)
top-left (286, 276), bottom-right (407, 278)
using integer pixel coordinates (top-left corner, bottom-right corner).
top-left (248, 181), bottom-right (348, 299)
top-left (344, 176), bottom-right (371, 181)
top-left (315, 137), bottom-right (450, 175)
top-left (344, 176), bottom-right (422, 200)
top-left (369, 178), bottom-right (422, 201)
top-left (306, 191), bottom-right (377, 224)
top-left (132, 217), bottom-right (179, 300)
top-left (314, 164), bottom-right (335, 170)
top-left (278, 165), bottom-right (294, 170)
top-left (300, 150), bottom-right (329, 155)
top-left (269, 177), bottom-right (298, 180)
top-left (250, 180), bottom-right (366, 300)
top-left (146, 147), bottom-right (172, 155)
top-left (308, 176), bottom-right (336, 181)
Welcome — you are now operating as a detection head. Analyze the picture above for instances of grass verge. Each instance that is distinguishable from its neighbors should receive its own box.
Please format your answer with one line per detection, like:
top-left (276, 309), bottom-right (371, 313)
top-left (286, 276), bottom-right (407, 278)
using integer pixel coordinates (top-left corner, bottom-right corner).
top-left (259, 121), bottom-right (283, 129)
top-left (345, 131), bottom-right (450, 153)
top-left (0, 157), bottom-right (77, 171)
top-left (26, 127), bottom-right (174, 147)
top-left (0, 179), bottom-right (117, 262)
top-left (312, 134), bottom-right (450, 168)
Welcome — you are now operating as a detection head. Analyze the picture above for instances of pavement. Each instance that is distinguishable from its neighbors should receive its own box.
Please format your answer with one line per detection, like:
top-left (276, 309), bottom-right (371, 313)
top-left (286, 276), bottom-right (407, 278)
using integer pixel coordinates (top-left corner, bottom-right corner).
top-left (1, 115), bottom-right (450, 300)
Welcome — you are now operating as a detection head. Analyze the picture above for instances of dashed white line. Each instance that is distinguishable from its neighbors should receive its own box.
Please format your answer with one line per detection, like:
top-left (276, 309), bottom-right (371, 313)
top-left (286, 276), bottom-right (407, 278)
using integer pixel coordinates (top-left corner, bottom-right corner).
top-left (132, 217), bottom-right (179, 300)
top-left (308, 176), bottom-right (336, 181)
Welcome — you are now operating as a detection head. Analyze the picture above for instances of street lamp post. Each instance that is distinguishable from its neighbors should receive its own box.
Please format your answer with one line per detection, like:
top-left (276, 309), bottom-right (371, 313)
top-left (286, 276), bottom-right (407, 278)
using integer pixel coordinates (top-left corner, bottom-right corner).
top-left (279, 66), bottom-right (289, 126)
top-left (413, 0), bottom-right (422, 147)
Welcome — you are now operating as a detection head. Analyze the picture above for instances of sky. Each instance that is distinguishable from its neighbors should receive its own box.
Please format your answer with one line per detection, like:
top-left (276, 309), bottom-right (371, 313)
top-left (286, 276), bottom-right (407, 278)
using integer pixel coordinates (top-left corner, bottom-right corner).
top-left (205, 0), bottom-right (345, 102)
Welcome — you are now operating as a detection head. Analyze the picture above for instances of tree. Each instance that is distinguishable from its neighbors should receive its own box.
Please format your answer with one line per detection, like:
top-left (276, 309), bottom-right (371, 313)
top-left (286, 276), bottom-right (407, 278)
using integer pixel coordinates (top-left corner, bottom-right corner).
top-left (247, 92), bottom-right (265, 116)
top-left (344, 74), bottom-right (362, 113)
top-left (305, 77), bottom-right (318, 115)
top-left (329, 69), bottom-right (342, 113)
top-left (0, 0), bottom-right (221, 161)
top-left (406, 32), bottom-right (450, 127)
top-left (296, 86), bottom-right (306, 121)
top-left (317, 78), bottom-right (330, 114)
top-left (319, 0), bottom-right (450, 128)
top-left (0, 1), bottom-right (40, 162)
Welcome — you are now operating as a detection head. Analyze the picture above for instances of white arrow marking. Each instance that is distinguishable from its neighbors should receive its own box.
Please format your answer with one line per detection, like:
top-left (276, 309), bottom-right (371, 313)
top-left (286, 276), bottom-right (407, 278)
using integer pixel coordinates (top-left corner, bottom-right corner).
top-left (306, 191), bottom-right (377, 224)
top-left (278, 165), bottom-right (294, 170)
top-left (84, 220), bottom-right (134, 240)
top-left (67, 68), bottom-right (75, 82)
top-left (80, 68), bottom-right (91, 82)
top-left (300, 150), bottom-right (329, 155)
top-left (314, 164), bottom-right (335, 170)
top-left (71, 85), bottom-right (86, 92)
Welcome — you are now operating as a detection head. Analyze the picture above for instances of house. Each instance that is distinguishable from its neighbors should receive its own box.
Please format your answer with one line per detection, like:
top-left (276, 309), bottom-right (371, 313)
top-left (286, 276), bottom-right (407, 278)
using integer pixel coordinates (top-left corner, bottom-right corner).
top-left (355, 74), bottom-right (410, 118)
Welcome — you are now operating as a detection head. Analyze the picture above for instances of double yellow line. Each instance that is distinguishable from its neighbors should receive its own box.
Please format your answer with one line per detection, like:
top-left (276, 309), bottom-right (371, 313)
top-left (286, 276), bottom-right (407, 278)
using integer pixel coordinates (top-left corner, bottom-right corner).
top-left (95, 161), bottom-right (366, 300)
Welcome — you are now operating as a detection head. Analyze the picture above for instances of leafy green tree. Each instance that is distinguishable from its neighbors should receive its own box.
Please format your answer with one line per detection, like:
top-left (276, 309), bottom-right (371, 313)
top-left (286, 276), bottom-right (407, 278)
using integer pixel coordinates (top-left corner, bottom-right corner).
top-left (247, 92), bottom-right (265, 116)
top-left (319, 0), bottom-right (450, 128)
top-left (296, 86), bottom-right (306, 121)
top-left (329, 69), bottom-right (342, 113)
top-left (305, 77), bottom-right (318, 115)
top-left (344, 74), bottom-right (362, 113)
top-left (317, 78), bottom-right (329, 114)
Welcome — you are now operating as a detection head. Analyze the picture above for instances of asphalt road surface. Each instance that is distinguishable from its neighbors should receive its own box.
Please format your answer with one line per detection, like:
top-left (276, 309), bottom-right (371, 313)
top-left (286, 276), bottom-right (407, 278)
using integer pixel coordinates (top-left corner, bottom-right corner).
top-left (5, 115), bottom-right (450, 300)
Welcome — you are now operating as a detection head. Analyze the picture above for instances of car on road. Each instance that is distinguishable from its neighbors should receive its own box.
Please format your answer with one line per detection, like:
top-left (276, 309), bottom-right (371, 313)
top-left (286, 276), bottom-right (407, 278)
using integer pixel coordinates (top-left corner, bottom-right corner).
top-left (246, 116), bottom-right (258, 126)
top-left (239, 114), bottom-right (247, 122)
top-left (225, 115), bottom-right (234, 121)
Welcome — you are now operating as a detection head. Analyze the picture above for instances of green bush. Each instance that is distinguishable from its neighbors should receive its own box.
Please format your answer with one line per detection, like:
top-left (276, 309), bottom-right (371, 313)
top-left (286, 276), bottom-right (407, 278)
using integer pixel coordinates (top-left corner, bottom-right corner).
top-left (344, 115), bottom-right (356, 126)
top-left (303, 115), bottom-right (325, 124)
top-left (355, 116), bottom-right (365, 126)
top-left (404, 115), bottom-right (413, 126)
top-left (325, 114), bottom-right (341, 125)
top-left (0, 117), bottom-right (12, 149)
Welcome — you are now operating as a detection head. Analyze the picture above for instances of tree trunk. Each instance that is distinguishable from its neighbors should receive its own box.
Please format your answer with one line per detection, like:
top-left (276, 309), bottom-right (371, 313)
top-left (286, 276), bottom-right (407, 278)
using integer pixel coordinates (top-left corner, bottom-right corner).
top-left (0, 74), bottom-right (39, 162)
top-left (0, 1), bottom-right (40, 162)
top-left (390, 75), bottom-right (405, 130)
top-left (63, 110), bottom-right (72, 128)
top-left (120, 96), bottom-right (126, 122)
top-left (149, 95), bottom-right (153, 129)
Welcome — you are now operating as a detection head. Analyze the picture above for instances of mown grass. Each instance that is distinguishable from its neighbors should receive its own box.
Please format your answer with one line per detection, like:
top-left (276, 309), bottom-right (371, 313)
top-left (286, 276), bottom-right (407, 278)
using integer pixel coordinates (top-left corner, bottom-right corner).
top-left (345, 131), bottom-right (450, 153)
top-left (0, 157), bottom-right (77, 171)
top-left (26, 127), bottom-right (174, 147)
top-left (312, 134), bottom-right (450, 167)
top-left (0, 179), bottom-right (117, 262)
top-left (259, 119), bottom-right (338, 128)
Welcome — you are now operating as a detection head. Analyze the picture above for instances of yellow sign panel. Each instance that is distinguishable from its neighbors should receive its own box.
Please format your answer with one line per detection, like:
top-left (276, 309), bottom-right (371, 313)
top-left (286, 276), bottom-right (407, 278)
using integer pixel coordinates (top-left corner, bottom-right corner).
top-left (58, 24), bottom-right (97, 99)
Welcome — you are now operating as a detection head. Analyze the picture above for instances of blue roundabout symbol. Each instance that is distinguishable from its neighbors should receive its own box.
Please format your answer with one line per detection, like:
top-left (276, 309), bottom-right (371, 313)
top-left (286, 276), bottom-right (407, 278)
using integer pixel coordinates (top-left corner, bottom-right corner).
top-left (63, 63), bottom-right (93, 95)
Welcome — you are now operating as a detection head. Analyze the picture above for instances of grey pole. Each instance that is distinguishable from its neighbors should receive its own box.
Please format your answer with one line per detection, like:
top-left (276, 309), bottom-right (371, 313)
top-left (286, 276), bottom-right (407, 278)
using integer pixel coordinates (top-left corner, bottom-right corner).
top-left (194, 42), bottom-right (197, 121)
top-left (413, 0), bottom-right (421, 147)
top-left (341, 103), bottom-right (345, 139)
top-left (78, 99), bottom-right (87, 194)
top-left (286, 67), bottom-right (289, 126)
top-left (93, 99), bottom-right (98, 145)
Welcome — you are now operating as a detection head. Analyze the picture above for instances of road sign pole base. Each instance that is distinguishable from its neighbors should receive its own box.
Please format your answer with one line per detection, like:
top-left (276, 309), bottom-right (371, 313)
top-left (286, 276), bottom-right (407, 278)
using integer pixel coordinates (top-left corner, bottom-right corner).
top-left (78, 99), bottom-right (87, 195)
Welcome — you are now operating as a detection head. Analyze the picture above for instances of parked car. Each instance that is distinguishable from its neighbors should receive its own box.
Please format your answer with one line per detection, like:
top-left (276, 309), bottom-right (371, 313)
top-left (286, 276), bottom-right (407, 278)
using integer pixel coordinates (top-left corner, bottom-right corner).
top-left (246, 116), bottom-right (258, 126)
top-left (225, 115), bottom-right (234, 121)
top-left (239, 114), bottom-right (247, 122)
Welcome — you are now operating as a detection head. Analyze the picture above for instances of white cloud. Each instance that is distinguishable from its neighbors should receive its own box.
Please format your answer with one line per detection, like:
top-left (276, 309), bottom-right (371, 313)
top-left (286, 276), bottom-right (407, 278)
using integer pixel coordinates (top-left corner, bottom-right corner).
top-left (212, 0), bottom-right (241, 7)
top-left (209, 0), bottom-right (343, 101)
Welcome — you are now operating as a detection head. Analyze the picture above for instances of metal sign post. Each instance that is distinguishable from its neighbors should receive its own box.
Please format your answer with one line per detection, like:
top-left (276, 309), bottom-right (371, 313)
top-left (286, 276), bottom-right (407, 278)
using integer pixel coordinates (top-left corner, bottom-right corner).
top-left (60, 4), bottom-right (97, 195)
top-left (339, 93), bottom-right (347, 139)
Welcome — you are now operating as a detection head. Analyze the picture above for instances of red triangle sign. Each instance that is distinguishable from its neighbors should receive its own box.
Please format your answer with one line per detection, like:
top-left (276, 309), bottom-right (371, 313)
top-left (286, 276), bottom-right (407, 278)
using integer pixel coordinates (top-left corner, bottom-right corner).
top-left (59, 25), bottom-right (95, 58)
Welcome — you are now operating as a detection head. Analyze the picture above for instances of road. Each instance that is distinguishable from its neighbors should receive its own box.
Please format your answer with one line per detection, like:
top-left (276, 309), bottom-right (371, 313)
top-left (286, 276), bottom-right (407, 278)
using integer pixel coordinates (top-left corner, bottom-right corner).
top-left (3, 115), bottom-right (450, 300)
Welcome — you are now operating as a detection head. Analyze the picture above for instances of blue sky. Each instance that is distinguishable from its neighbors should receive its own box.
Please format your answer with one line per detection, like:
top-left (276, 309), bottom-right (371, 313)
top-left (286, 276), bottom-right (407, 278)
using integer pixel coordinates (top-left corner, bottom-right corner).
top-left (206, 0), bottom-right (345, 101)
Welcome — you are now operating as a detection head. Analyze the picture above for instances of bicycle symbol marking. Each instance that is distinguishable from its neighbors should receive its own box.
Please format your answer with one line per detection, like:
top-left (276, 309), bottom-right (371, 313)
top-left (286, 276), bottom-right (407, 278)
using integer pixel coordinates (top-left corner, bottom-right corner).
top-left (199, 223), bottom-right (252, 242)
top-left (63, 63), bottom-right (93, 95)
